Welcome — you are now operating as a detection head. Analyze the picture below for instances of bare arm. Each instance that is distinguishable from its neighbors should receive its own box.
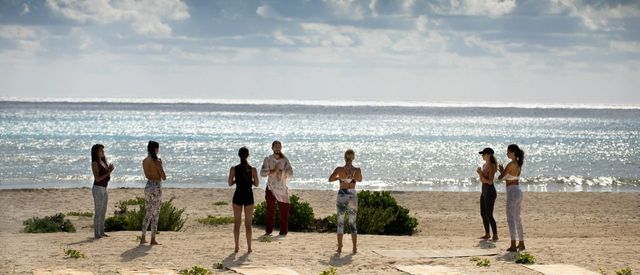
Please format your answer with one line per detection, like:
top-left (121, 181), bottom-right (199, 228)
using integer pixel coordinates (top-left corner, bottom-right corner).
top-left (228, 167), bottom-right (235, 186)
top-left (354, 167), bottom-right (363, 182)
top-left (283, 158), bottom-right (293, 177)
top-left (260, 157), bottom-right (270, 177)
top-left (252, 168), bottom-right (259, 187)
top-left (158, 159), bottom-right (167, 180)
top-left (498, 163), bottom-right (515, 180)
top-left (92, 162), bottom-right (110, 182)
top-left (329, 167), bottom-right (341, 182)
top-left (477, 164), bottom-right (495, 183)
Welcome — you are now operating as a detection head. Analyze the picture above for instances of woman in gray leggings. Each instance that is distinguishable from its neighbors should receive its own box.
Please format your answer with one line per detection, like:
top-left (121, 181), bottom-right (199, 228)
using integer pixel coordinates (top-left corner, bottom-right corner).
top-left (498, 144), bottom-right (525, 252)
top-left (90, 144), bottom-right (114, 239)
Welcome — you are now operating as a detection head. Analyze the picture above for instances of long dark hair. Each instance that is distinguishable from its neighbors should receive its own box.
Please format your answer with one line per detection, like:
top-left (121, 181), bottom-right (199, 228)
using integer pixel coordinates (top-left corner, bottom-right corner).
top-left (238, 146), bottom-right (251, 179)
top-left (91, 144), bottom-right (105, 164)
top-left (508, 144), bottom-right (525, 167)
top-left (488, 154), bottom-right (497, 167)
top-left (147, 140), bottom-right (159, 160)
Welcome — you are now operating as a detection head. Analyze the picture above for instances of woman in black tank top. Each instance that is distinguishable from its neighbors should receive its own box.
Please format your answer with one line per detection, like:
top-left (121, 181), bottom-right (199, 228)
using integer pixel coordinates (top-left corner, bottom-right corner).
top-left (228, 147), bottom-right (259, 253)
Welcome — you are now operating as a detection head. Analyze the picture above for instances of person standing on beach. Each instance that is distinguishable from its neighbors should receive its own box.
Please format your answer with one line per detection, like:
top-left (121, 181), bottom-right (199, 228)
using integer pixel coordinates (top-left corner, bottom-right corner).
top-left (260, 140), bottom-right (293, 237)
top-left (140, 141), bottom-right (166, 245)
top-left (498, 144), bottom-right (526, 252)
top-left (329, 149), bottom-right (362, 253)
top-left (91, 144), bottom-right (114, 239)
top-left (477, 147), bottom-right (498, 241)
top-left (228, 147), bottom-right (259, 253)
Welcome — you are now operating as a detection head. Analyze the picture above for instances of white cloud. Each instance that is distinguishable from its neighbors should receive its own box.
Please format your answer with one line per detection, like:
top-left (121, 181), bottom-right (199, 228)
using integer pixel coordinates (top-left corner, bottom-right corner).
top-left (550, 0), bottom-right (640, 30)
top-left (273, 30), bottom-right (295, 45)
top-left (323, 0), bottom-right (366, 20)
top-left (21, 3), bottom-right (31, 15)
top-left (609, 41), bottom-right (640, 53)
top-left (46, 0), bottom-right (190, 37)
top-left (433, 0), bottom-right (516, 17)
top-left (0, 25), bottom-right (39, 40)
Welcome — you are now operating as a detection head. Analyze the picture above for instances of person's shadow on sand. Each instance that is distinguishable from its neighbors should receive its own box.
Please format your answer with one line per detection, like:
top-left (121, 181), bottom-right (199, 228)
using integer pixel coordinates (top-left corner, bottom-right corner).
top-left (223, 252), bottom-right (250, 267)
top-left (476, 240), bottom-right (497, 249)
top-left (120, 245), bottom-right (152, 262)
top-left (318, 252), bottom-right (353, 267)
top-left (67, 237), bottom-right (98, 246)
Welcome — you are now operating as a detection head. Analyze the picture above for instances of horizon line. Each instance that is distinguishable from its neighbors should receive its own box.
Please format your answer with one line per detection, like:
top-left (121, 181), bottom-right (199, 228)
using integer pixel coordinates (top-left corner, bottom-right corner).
top-left (1, 96), bottom-right (640, 110)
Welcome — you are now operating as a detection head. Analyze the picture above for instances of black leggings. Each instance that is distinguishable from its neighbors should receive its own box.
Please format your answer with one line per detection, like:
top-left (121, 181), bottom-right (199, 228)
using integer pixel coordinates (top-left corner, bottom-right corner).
top-left (480, 183), bottom-right (497, 236)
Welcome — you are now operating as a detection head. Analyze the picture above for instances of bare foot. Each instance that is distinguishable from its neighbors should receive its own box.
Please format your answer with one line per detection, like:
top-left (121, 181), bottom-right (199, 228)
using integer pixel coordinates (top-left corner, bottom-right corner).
top-left (247, 249), bottom-right (252, 253)
top-left (479, 234), bottom-right (490, 240)
top-left (352, 247), bottom-right (357, 254)
top-left (139, 236), bottom-right (147, 245)
top-left (101, 234), bottom-right (110, 237)
top-left (234, 247), bottom-right (239, 253)
top-left (150, 239), bottom-right (161, 245)
top-left (492, 236), bottom-right (499, 242)
top-left (336, 245), bottom-right (342, 253)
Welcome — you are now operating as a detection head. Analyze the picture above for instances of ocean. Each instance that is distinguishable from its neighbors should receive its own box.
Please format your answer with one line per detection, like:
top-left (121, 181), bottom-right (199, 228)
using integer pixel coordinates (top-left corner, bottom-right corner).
top-left (1, 100), bottom-right (639, 192)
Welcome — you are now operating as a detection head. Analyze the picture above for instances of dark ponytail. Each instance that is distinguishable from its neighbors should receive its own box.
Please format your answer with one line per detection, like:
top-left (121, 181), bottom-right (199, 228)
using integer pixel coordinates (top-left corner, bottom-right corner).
top-left (147, 140), bottom-right (159, 161)
top-left (238, 146), bottom-right (251, 179)
top-left (508, 144), bottom-right (524, 167)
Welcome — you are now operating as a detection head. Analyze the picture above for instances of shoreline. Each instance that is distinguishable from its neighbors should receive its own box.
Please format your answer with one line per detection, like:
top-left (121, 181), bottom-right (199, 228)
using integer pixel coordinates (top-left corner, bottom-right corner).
top-left (1, 185), bottom-right (639, 193)
top-left (1, 188), bottom-right (639, 274)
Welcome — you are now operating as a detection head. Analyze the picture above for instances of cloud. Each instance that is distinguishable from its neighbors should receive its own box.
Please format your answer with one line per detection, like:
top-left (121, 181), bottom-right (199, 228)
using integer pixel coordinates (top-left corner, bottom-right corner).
top-left (46, 0), bottom-right (190, 37)
top-left (431, 0), bottom-right (517, 17)
top-left (609, 41), bottom-right (640, 53)
top-left (323, 0), bottom-right (366, 20)
top-left (550, 0), bottom-right (640, 30)
top-left (273, 30), bottom-right (295, 45)
top-left (21, 3), bottom-right (30, 15)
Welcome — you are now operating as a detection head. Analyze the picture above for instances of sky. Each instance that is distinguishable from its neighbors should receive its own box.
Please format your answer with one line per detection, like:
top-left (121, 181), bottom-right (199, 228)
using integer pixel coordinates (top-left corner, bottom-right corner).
top-left (0, 0), bottom-right (639, 105)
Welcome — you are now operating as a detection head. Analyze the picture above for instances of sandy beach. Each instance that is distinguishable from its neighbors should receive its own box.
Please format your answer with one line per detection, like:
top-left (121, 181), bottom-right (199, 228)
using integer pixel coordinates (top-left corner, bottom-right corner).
top-left (0, 188), bottom-right (638, 274)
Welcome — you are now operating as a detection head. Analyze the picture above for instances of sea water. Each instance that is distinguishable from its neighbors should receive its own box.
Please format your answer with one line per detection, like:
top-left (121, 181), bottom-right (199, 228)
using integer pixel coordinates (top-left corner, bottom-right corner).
top-left (1, 100), bottom-right (639, 192)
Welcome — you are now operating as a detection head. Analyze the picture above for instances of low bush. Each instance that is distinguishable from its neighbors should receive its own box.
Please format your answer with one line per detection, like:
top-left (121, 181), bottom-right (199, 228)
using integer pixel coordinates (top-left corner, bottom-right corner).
top-left (616, 267), bottom-right (632, 275)
top-left (515, 252), bottom-right (536, 264)
top-left (66, 211), bottom-right (93, 217)
top-left (212, 201), bottom-right (228, 206)
top-left (322, 191), bottom-right (418, 235)
top-left (179, 266), bottom-right (211, 275)
top-left (253, 194), bottom-right (315, 231)
top-left (23, 213), bottom-right (76, 233)
top-left (64, 249), bottom-right (85, 259)
top-left (320, 267), bottom-right (337, 275)
top-left (197, 216), bottom-right (234, 225)
top-left (104, 196), bottom-right (186, 232)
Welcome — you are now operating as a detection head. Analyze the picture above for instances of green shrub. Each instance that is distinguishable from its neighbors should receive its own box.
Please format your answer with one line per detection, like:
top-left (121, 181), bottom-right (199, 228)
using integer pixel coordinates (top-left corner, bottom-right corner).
top-left (64, 249), bottom-right (85, 259)
top-left (322, 191), bottom-right (418, 235)
top-left (320, 267), bottom-right (337, 275)
top-left (476, 259), bottom-right (491, 267)
top-left (253, 194), bottom-right (315, 231)
top-left (616, 267), bottom-right (632, 275)
top-left (66, 211), bottom-right (93, 217)
top-left (214, 262), bottom-right (224, 269)
top-left (198, 216), bottom-right (234, 225)
top-left (213, 201), bottom-right (228, 206)
top-left (23, 213), bottom-right (76, 233)
top-left (104, 197), bottom-right (186, 232)
top-left (515, 252), bottom-right (536, 264)
top-left (179, 266), bottom-right (211, 275)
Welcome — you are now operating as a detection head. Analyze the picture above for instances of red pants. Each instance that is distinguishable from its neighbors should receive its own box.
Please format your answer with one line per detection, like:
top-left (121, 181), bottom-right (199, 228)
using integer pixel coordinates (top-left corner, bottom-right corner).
top-left (265, 187), bottom-right (290, 235)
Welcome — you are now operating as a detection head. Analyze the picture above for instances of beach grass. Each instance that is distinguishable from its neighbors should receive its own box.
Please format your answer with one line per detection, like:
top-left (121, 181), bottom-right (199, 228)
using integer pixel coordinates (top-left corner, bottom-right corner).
top-left (197, 215), bottom-right (234, 225)
top-left (66, 211), bottom-right (93, 217)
